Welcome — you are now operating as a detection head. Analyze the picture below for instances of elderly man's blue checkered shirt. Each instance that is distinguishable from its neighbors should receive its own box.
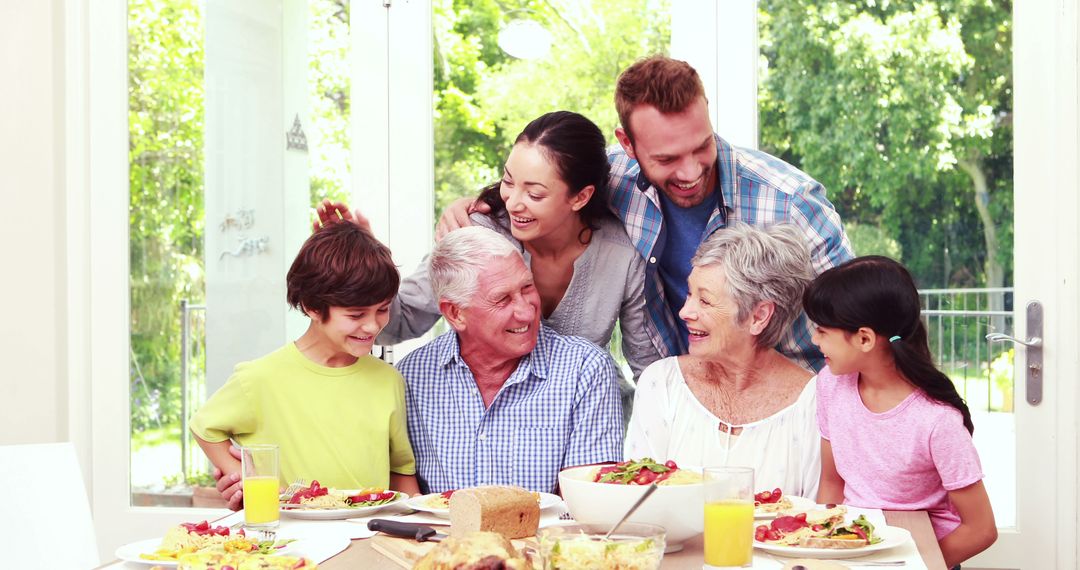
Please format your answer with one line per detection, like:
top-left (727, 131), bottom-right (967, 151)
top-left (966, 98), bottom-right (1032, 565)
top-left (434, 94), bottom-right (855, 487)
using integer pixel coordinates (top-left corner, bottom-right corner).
top-left (606, 133), bottom-right (854, 370)
top-left (395, 324), bottom-right (623, 494)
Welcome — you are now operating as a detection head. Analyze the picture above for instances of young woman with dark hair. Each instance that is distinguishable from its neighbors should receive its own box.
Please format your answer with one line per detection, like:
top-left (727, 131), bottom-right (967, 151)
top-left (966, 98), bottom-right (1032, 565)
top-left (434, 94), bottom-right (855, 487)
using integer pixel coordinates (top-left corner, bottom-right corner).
top-left (473, 110), bottom-right (612, 245)
top-left (318, 111), bottom-right (666, 408)
top-left (804, 255), bottom-right (996, 567)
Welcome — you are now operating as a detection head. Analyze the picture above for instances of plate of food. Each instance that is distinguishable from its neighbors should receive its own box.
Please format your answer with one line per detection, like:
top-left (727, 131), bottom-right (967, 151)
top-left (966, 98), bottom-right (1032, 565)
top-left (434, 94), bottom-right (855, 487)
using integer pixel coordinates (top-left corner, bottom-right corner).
top-left (280, 480), bottom-right (406, 520)
top-left (405, 489), bottom-right (563, 518)
top-left (114, 521), bottom-right (296, 566)
top-left (168, 552), bottom-right (319, 569)
top-left (752, 507), bottom-right (912, 559)
top-left (753, 487), bottom-right (816, 519)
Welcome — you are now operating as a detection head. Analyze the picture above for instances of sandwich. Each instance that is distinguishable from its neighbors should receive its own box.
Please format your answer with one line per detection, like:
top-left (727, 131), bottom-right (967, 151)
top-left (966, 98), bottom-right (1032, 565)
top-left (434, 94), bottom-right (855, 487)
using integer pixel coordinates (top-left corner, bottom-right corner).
top-left (802, 505), bottom-right (848, 532)
top-left (756, 506), bottom-right (882, 549)
top-left (799, 515), bottom-right (881, 549)
top-left (413, 531), bottom-right (532, 570)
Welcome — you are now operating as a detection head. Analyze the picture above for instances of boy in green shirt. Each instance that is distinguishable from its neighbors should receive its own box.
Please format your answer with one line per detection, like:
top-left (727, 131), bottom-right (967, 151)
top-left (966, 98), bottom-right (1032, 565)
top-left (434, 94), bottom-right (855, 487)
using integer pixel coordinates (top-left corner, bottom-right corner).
top-left (193, 222), bottom-right (419, 507)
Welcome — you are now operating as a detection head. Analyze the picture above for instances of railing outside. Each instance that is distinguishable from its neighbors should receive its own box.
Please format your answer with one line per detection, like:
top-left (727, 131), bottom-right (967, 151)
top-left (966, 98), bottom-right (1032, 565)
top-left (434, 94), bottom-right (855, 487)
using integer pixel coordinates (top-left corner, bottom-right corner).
top-left (180, 300), bottom-right (209, 482)
top-left (178, 288), bottom-right (1018, 453)
top-left (919, 287), bottom-right (1015, 413)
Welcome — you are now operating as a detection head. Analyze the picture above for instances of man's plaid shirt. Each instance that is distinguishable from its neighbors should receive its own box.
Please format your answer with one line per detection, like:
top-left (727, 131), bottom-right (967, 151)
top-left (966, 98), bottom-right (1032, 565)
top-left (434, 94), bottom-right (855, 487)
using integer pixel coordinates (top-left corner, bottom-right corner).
top-left (605, 133), bottom-right (854, 370)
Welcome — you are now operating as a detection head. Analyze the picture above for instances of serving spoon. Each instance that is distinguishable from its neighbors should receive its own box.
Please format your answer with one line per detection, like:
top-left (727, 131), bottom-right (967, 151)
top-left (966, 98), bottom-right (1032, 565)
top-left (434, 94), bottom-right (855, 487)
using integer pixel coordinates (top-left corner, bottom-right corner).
top-left (603, 482), bottom-right (659, 540)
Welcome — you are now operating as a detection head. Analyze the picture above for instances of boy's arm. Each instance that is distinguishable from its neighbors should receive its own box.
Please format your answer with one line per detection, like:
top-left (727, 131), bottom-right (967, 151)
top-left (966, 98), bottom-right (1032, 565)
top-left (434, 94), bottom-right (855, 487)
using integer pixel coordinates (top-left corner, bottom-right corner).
top-left (938, 481), bottom-right (997, 567)
top-left (196, 434), bottom-right (242, 474)
top-left (196, 435), bottom-right (245, 510)
top-left (390, 473), bottom-right (421, 496)
top-left (816, 438), bottom-right (845, 504)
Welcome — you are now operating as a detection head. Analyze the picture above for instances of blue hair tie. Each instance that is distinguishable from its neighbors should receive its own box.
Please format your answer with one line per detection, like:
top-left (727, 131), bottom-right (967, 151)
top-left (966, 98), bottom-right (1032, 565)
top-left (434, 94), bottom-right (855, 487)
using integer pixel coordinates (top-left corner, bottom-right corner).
top-left (889, 335), bottom-right (901, 343)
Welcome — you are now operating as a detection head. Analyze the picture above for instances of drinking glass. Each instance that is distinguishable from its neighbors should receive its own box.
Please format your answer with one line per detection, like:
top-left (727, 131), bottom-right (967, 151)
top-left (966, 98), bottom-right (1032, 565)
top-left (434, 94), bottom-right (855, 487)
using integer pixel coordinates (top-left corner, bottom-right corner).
top-left (703, 466), bottom-right (755, 568)
top-left (241, 444), bottom-right (280, 529)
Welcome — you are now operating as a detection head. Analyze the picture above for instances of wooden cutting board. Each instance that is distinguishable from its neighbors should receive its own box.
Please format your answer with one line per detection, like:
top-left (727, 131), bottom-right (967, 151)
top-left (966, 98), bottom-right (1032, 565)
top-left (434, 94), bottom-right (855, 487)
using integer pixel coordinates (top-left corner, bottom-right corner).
top-left (369, 533), bottom-right (540, 569)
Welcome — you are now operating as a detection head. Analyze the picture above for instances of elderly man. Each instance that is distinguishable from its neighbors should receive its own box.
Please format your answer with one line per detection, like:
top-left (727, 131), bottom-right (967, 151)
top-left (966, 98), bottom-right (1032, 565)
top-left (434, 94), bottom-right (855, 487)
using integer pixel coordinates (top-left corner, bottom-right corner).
top-left (398, 226), bottom-right (623, 494)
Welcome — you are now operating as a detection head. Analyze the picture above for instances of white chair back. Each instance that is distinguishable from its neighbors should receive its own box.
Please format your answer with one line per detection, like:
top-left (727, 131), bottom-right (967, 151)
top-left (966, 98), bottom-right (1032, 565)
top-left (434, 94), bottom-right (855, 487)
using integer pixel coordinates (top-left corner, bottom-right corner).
top-left (0, 442), bottom-right (99, 569)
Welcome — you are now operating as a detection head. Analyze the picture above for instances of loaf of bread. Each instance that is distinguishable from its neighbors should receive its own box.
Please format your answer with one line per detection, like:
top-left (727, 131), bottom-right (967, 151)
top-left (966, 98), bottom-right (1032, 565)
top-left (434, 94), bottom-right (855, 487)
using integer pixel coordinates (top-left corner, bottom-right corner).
top-left (448, 486), bottom-right (540, 539)
top-left (413, 531), bottom-right (532, 570)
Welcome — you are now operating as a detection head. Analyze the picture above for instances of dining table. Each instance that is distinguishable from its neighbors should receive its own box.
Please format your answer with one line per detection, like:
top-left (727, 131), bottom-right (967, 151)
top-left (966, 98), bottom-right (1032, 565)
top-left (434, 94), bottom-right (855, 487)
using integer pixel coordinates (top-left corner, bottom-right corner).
top-left (316, 509), bottom-right (947, 569)
top-left (99, 507), bottom-right (947, 569)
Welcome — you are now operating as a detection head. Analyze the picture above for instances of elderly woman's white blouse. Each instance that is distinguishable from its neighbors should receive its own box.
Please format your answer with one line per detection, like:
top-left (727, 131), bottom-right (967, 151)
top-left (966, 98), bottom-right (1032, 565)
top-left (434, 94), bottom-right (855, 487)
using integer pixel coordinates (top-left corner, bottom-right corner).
top-left (624, 357), bottom-right (821, 499)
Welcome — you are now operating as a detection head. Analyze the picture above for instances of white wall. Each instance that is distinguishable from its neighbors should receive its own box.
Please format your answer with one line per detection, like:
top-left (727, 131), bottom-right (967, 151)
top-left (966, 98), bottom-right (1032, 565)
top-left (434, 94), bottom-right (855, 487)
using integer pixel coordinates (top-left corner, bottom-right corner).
top-left (0, 0), bottom-right (67, 445)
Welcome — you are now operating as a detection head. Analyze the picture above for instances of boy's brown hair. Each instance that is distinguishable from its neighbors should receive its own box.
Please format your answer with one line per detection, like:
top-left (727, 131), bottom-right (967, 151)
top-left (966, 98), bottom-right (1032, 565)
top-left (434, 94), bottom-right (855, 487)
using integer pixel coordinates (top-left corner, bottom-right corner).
top-left (286, 223), bottom-right (399, 320)
top-left (615, 55), bottom-right (706, 140)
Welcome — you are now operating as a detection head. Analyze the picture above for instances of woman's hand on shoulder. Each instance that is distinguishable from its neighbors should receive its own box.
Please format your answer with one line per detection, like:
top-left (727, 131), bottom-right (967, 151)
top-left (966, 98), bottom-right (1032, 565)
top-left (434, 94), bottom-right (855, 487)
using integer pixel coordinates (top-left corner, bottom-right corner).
top-left (435, 197), bottom-right (489, 241)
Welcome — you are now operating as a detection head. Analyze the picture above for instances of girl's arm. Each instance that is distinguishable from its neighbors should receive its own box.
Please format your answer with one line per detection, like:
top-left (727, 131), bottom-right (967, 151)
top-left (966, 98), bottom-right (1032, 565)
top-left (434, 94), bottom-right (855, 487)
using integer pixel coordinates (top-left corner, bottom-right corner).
top-left (938, 481), bottom-right (997, 567)
top-left (390, 473), bottom-right (421, 496)
top-left (816, 438), bottom-right (845, 504)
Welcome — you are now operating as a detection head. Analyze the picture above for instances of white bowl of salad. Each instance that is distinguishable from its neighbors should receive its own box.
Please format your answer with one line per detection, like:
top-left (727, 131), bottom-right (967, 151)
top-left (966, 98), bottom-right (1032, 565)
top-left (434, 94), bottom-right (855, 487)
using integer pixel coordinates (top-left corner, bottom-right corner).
top-left (537, 522), bottom-right (665, 570)
top-left (557, 458), bottom-right (704, 552)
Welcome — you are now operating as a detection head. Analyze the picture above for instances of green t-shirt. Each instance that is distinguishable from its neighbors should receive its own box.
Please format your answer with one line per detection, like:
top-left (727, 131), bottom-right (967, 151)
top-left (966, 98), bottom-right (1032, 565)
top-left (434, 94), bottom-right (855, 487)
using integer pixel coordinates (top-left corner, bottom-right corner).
top-left (190, 343), bottom-right (415, 489)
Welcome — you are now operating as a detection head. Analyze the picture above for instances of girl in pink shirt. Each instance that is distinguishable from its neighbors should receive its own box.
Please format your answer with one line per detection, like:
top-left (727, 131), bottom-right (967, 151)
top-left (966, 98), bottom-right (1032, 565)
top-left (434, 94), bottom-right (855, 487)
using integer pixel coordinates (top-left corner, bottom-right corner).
top-left (803, 256), bottom-right (996, 567)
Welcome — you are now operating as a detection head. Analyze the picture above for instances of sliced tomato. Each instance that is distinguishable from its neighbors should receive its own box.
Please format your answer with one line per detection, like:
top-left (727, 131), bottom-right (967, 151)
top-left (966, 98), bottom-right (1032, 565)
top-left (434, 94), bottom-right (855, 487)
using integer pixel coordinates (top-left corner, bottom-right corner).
top-left (347, 491), bottom-right (396, 505)
top-left (770, 515), bottom-right (808, 533)
top-left (848, 525), bottom-right (868, 541)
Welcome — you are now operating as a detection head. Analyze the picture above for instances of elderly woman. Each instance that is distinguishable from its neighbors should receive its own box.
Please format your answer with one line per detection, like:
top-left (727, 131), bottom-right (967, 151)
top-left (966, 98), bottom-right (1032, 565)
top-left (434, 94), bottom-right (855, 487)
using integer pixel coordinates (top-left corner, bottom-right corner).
top-left (624, 223), bottom-right (819, 498)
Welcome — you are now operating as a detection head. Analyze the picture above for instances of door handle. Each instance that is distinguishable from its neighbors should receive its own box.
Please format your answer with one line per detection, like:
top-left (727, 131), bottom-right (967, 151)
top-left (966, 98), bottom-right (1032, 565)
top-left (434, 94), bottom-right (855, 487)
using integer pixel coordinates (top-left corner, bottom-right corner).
top-left (985, 301), bottom-right (1043, 405)
top-left (985, 333), bottom-right (1042, 348)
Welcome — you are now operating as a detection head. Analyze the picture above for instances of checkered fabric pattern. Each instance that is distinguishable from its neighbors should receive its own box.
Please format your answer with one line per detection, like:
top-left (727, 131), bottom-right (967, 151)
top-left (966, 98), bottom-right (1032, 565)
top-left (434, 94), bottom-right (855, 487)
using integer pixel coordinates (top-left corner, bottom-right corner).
top-left (396, 324), bottom-right (623, 494)
top-left (606, 133), bottom-right (854, 370)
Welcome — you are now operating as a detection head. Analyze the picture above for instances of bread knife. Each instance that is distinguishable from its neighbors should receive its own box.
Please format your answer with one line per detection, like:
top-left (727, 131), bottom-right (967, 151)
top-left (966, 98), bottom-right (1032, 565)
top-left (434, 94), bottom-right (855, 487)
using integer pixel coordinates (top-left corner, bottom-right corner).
top-left (367, 518), bottom-right (449, 542)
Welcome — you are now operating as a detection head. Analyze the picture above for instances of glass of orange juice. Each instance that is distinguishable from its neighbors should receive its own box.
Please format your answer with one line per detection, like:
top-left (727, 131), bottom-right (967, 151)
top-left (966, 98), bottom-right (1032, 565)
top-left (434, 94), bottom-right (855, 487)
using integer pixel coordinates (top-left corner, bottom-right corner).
top-left (703, 466), bottom-right (755, 568)
top-left (241, 444), bottom-right (280, 530)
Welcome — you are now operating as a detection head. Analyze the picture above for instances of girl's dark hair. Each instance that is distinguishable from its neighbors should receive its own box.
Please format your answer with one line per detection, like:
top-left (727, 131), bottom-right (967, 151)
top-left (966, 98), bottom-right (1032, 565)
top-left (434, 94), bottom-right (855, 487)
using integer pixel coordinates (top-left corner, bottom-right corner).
top-left (476, 111), bottom-right (610, 243)
top-left (803, 255), bottom-right (974, 434)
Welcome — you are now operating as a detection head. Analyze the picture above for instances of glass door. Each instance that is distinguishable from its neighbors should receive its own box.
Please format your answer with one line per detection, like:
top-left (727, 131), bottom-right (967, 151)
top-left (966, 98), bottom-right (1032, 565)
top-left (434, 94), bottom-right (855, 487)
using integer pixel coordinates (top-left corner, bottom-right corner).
top-left (754, 1), bottom-right (1077, 566)
top-left (86, 0), bottom-right (360, 552)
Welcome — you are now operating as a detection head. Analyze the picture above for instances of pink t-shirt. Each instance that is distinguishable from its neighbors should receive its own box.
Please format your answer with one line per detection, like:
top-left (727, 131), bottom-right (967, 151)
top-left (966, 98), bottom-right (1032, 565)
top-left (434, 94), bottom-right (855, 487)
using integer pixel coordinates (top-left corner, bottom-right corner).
top-left (816, 366), bottom-right (984, 539)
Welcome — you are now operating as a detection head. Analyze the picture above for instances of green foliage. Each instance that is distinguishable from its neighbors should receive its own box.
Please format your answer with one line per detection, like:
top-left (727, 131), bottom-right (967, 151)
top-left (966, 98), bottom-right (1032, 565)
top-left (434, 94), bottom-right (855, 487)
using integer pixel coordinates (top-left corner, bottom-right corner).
top-left (163, 470), bottom-right (216, 489)
top-left (128, 0), bottom-right (206, 432)
top-left (759, 0), bottom-right (1012, 288)
top-left (128, 0), bottom-right (350, 433)
top-left (846, 221), bottom-right (902, 259)
top-left (432, 0), bottom-right (671, 212)
top-left (308, 0), bottom-right (351, 206)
